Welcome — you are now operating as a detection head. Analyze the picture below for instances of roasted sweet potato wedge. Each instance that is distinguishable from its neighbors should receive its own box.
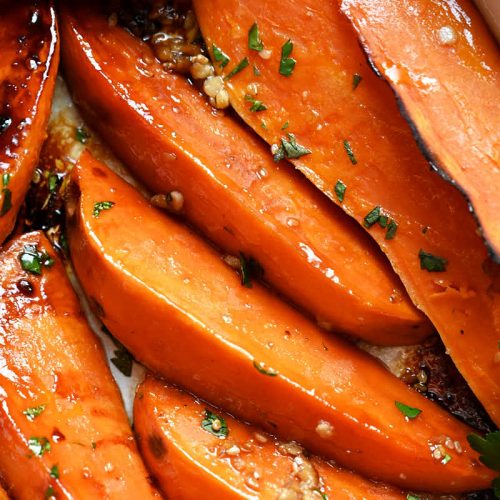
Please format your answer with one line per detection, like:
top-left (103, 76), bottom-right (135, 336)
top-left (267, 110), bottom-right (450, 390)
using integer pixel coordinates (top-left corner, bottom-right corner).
top-left (135, 375), bottom-right (406, 499)
top-left (193, 0), bottom-right (500, 426)
top-left (0, 1), bottom-right (59, 244)
top-left (340, 0), bottom-right (500, 258)
top-left (58, 2), bottom-right (433, 346)
top-left (0, 485), bottom-right (7, 500)
top-left (0, 231), bottom-right (158, 499)
top-left (65, 150), bottom-right (494, 492)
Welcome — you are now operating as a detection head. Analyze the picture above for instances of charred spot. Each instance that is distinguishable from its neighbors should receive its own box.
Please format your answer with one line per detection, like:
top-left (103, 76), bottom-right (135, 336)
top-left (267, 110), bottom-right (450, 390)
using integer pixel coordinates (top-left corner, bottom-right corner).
top-left (91, 167), bottom-right (108, 178)
top-left (16, 278), bottom-right (34, 296)
top-left (148, 433), bottom-right (167, 459)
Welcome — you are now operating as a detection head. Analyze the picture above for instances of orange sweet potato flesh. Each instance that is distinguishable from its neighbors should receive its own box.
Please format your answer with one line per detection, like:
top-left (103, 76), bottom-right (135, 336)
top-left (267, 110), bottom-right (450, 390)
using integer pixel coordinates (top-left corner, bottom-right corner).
top-left (134, 375), bottom-right (406, 499)
top-left (193, 0), bottom-right (500, 425)
top-left (66, 150), bottom-right (495, 492)
top-left (0, 485), bottom-right (7, 500)
top-left (58, 3), bottom-right (432, 346)
top-left (341, 0), bottom-right (500, 259)
top-left (0, 1), bottom-right (59, 244)
top-left (0, 231), bottom-right (159, 499)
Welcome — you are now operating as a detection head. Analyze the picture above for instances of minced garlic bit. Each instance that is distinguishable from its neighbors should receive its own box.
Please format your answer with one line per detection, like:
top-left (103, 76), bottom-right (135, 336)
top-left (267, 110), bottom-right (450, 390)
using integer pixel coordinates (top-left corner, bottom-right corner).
top-left (259, 48), bottom-right (273, 60)
top-left (225, 444), bottom-right (241, 456)
top-left (278, 441), bottom-right (303, 456)
top-left (438, 25), bottom-right (458, 45)
top-left (190, 54), bottom-right (214, 80)
top-left (222, 254), bottom-right (241, 270)
top-left (150, 191), bottom-right (184, 213)
top-left (211, 418), bottom-right (222, 432)
top-left (253, 432), bottom-right (268, 444)
top-left (315, 420), bottom-right (334, 438)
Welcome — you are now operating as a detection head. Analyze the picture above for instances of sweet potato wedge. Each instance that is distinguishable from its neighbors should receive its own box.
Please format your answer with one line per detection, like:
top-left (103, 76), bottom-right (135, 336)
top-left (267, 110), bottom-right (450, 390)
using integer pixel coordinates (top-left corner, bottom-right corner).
top-left (135, 375), bottom-right (406, 499)
top-left (58, 2), bottom-right (432, 346)
top-left (0, 485), bottom-right (7, 500)
top-left (65, 150), bottom-right (494, 492)
top-left (340, 0), bottom-right (500, 258)
top-left (0, 1), bottom-right (59, 244)
top-left (193, 0), bottom-right (500, 426)
top-left (0, 231), bottom-right (158, 499)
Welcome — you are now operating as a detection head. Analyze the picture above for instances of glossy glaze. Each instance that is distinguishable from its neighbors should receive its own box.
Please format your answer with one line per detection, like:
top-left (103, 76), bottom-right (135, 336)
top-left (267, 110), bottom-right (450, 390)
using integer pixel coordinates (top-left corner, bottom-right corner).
top-left (193, 0), bottom-right (500, 426)
top-left (67, 151), bottom-right (494, 492)
top-left (58, 3), bottom-right (432, 346)
top-left (135, 375), bottom-right (406, 499)
top-left (0, 1), bottom-right (59, 244)
top-left (341, 0), bottom-right (500, 257)
top-left (0, 231), bottom-right (158, 499)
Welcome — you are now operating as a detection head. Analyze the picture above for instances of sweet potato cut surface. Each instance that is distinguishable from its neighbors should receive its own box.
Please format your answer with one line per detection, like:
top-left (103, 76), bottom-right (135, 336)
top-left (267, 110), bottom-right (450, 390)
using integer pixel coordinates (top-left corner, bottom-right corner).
top-left (0, 1), bottom-right (59, 244)
top-left (0, 485), bottom-right (7, 500)
top-left (193, 0), bottom-right (500, 426)
top-left (341, 0), bottom-right (500, 258)
top-left (135, 375), bottom-right (406, 500)
top-left (0, 231), bottom-right (158, 500)
top-left (58, 3), bottom-right (432, 346)
top-left (66, 150), bottom-right (494, 492)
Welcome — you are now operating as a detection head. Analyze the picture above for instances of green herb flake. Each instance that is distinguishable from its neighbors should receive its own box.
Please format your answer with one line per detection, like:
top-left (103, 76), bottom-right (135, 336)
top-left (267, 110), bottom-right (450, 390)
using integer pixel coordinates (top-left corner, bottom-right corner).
top-left (363, 206), bottom-right (381, 228)
top-left (253, 64), bottom-right (261, 76)
top-left (201, 409), bottom-right (229, 438)
top-left (225, 57), bottom-right (249, 80)
top-left (23, 404), bottom-right (46, 421)
top-left (273, 133), bottom-right (311, 162)
top-left (419, 250), bottom-right (448, 272)
top-left (395, 401), bottom-right (422, 420)
top-left (48, 174), bottom-right (58, 193)
top-left (93, 201), bottom-right (115, 218)
top-left (239, 253), bottom-right (264, 288)
top-left (19, 244), bottom-right (54, 276)
top-left (261, 121), bottom-right (268, 130)
top-left (245, 94), bottom-right (267, 112)
top-left (442, 453), bottom-right (452, 464)
top-left (467, 431), bottom-right (500, 471)
top-left (279, 39), bottom-right (296, 76)
top-left (352, 73), bottom-right (363, 90)
top-left (385, 220), bottom-right (398, 240)
top-left (75, 127), bottom-right (89, 144)
top-left (248, 22), bottom-right (264, 51)
top-left (343, 139), bottom-right (357, 165)
top-left (45, 486), bottom-right (55, 499)
top-left (314, 491), bottom-right (328, 500)
top-left (253, 360), bottom-right (279, 376)
top-left (406, 495), bottom-right (421, 500)
top-left (50, 464), bottom-right (59, 479)
top-left (378, 215), bottom-right (388, 228)
top-left (110, 339), bottom-right (133, 377)
top-left (212, 44), bottom-right (230, 68)
top-left (0, 186), bottom-right (12, 216)
top-left (28, 436), bottom-right (51, 456)
top-left (281, 121), bottom-right (289, 130)
top-left (2, 173), bottom-right (10, 187)
top-left (334, 180), bottom-right (346, 202)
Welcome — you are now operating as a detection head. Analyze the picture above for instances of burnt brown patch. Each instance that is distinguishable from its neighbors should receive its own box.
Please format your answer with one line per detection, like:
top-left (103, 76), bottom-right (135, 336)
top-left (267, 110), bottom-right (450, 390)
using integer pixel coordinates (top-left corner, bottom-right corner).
top-left (148, 433), bottom-right (167, 459)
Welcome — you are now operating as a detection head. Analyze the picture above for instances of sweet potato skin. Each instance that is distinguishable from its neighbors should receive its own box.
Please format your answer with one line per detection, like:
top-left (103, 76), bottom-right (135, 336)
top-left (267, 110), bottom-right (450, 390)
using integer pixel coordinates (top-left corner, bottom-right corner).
top-left (0, 1), bottom-right (59, 244)
top-left (0, 231), bottom-right (158, 499)
top-left (341, 0), bottom-right (500, 259)
top-left (58, 2), bottom-right (432, 346)
top-left (66, 150), bottom-right (494, 492)
top-left (135, 375), bottom-right (406, 500)
top-left (193, 0), bottom-right (500, 426)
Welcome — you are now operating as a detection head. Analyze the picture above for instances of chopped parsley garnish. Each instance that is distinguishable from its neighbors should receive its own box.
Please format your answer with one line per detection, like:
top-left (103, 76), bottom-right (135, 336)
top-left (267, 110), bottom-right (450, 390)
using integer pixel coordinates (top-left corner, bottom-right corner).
top-left (110, 338), bottom-right (133, 377)
top-left (253, 360), bottom-right (278, 376)
top-left (93, 201), bottom-right (115, 218)
top-left (75, 127), bottom-right (89, 144)
top-left (2, 173), bottom-right (10, 187)
top-left (201, 409), bottom-right (229, 438)
top-left (212, 44), bottom-right (230, 68)
top-left (343, 139), bottom-right (357, 165)
top-left (467, 431), bottom-right (500, 470)
top-left (248, 22), bottom-right (264, 51)
top-left (273, 133), bottom-right (311, 162)
top-left (45, 486), bottom-right (55, 499)
top-left (281, 121), bottom-right (289, 130)
top-left (253, 64), bottom-right (261, 76)
top-left (352, 73), bottom-right (363, 90)
top-left (225, 57), bottom-right (249, 80)
top-left (385, 220), bottom-right (398, 240)
top-left (19, 244), bottom-right (54, 275)
top-left (50, 464), bottom-right (59, 479)
top-left (245, 94), bottom-right (267, 112)
top-left (23, 404), bottom-right (46, 421)
top-left (419, 250), bottom-right (448, 272)
top-left (0, 116), bottom-right (12, 135)
top-left (239, 252), bottom-right (264, 288)
top-left (0, 171), bottom-right (12, 216)
top-left (407, 495), bottom-right (421, 500)
top-left (363, 206), bottom-right (381, 228)
top-left (314, 491), bottom-right (328, 500)
top-left (48, 174), bottom-right (59, 193)
top-left (279, 39), bottom-right (296, 76)
top-left (334, 180), bottom-right (346, 202)
top-left (261, 120), bottom-right (268, 130)
top-left (442, 453), bottom-right (452, 464)
top-left (395, 401), bottom-right (422, 419)
top-left (28, 436), bottom-right (51, 456)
